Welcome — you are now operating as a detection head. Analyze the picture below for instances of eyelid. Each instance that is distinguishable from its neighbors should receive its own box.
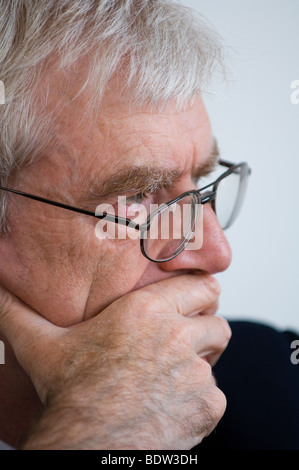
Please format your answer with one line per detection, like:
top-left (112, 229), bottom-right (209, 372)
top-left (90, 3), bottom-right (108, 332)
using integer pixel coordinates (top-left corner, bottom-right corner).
top-left (194, 161), bottom-right (220, 182)
top-left (126, 192), bottom-right (152, 204)
top-left (191, 153), bottom-right (220, 182)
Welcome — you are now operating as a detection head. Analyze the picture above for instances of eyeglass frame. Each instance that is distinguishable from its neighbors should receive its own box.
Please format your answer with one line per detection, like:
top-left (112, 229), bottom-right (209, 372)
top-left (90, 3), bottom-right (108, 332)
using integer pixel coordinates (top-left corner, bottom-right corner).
top-left (0, 159), bottom-right (251, 263)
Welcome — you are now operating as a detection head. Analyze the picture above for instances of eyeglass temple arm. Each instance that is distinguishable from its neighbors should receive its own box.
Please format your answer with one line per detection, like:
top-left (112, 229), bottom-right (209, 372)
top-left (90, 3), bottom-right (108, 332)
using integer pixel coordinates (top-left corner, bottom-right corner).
top-left (219, 159), bottom-right (234, 168)
top-left (199, 159), bottom-right (251, 204)
top-left (220, 159), bottom-right (252, 175)
top-left (0, 158), bottom-right (251, 232)
top-left (0, 186), bottom-right (140, 230)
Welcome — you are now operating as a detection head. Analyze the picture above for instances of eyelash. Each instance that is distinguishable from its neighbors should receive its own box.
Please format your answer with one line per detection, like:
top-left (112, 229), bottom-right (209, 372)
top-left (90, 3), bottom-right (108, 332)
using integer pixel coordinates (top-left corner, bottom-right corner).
top-left (126, 192), bottom-right (152, 205)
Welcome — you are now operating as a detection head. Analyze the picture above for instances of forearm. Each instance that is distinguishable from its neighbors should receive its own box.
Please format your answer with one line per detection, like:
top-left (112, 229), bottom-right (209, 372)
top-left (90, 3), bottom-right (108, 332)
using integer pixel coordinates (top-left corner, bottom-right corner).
top-left (21, 394), bottom-right (152, 450)
top-left (21, 400), bottom-right (113, 450)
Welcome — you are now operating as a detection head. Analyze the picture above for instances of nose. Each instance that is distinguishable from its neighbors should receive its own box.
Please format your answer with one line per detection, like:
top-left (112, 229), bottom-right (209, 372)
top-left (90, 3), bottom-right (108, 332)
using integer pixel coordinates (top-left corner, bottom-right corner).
top-left (160, 204), bottom-right (232, 274)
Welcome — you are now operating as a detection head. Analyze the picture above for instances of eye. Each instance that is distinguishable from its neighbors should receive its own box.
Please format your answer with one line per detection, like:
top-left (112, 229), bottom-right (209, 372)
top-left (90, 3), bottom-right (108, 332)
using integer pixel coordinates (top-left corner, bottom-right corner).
top-left (126, 192), bottom-right (156, 218)
top-left (112, 192), bottom-right (156, 222)
top-left (126, 192), bottom-right (147, 205)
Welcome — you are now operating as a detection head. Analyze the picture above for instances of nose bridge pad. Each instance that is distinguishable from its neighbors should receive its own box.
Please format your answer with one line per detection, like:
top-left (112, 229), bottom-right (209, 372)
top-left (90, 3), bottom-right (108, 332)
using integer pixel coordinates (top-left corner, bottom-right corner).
top-left (200, 189), bottom-right (216, 205)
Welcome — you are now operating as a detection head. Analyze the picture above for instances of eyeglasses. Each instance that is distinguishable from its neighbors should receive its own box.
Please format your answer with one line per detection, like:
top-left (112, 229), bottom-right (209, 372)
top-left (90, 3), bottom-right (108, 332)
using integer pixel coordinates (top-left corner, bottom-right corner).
top-left (0, 159), bottom-right (251, 263)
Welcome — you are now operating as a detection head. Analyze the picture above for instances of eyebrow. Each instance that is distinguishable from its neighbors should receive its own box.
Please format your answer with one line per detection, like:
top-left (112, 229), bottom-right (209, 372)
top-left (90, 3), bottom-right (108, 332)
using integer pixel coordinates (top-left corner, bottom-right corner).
top-left (192, 139), bottom-right (219, 180)
top-left (85, 139), bottom-right (219, 203)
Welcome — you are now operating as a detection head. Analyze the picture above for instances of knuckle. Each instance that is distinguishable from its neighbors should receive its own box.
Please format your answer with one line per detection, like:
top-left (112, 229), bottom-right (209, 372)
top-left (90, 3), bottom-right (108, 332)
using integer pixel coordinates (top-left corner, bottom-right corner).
top-left (202, 275), bottom-right (221, 298)
top-left (211, 386), bottom-right (227, 420)
top-left (216, 316), bottom-right (232, 348)
top-left (185, 362), bottom-right (227, 440)
top-left (205, 386), bottom-right (227, 428)
top-left (173, 295), bottom-right (185, 316)
top-left (194, 356), bottom-right (213, 382)
top-left (168, 319), bottom-right (191, 349)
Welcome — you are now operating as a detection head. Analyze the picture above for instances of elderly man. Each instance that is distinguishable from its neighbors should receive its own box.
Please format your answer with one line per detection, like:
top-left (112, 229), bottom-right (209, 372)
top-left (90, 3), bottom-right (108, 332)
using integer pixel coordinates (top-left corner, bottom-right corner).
top-left (0, 0), bottom-right (298, 450)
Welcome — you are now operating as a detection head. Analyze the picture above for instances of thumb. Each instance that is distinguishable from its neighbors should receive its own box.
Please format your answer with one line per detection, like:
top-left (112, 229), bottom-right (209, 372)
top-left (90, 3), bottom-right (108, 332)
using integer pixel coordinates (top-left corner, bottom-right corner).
top-left (0, 284), bottom-right (60, 371)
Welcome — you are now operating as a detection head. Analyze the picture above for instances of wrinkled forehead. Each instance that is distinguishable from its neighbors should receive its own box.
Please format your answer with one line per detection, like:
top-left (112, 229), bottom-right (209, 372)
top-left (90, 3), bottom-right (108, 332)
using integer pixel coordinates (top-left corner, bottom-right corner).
top-left (18, 70), bottom-right (214, 203)
top-left (59, 94), bottom-right (212, 183)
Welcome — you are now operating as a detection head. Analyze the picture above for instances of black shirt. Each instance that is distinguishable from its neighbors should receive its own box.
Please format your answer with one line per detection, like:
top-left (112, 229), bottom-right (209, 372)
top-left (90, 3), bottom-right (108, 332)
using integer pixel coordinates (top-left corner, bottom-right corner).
top-left (197, 321), bottom-right (299, 450)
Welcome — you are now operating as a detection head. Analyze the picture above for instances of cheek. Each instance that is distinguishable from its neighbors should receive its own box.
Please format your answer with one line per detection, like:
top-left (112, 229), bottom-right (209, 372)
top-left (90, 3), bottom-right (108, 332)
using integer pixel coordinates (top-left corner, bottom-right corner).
top-left (5, 209), bottom-right (100, 325)
top-left (6, 217), bottom-right (97, 326)
top-left (83, 236), bottom-right (149, 320)
top-left (7, 203), bottom-right (148, 325)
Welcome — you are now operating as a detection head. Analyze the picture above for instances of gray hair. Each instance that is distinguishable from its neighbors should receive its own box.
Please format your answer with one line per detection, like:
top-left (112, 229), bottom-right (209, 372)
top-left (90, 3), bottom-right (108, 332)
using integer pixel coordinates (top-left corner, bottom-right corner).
top-left (0, 0), bottom-right (223, 233)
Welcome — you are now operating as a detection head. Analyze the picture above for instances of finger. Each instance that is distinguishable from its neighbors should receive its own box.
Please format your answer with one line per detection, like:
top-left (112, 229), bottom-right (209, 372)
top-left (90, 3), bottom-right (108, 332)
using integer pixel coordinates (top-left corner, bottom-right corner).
top-left (187, 314), bottom-right (231, 364)
top-left (0, 285), bottom-right (58, 365)
top-left (188, 299), bottom-right (219, 317)
top-left (137, 273), bottom-right (221, 318)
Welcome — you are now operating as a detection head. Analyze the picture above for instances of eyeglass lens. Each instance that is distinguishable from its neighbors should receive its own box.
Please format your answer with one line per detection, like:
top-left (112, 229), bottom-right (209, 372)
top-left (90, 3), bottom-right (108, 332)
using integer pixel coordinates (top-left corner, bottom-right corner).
top-left (142, 194), bottom-right (199, 262)
top-left (214, 164), bottom-right (249, 230)
top-left (142, 163), bottom-right (249, 262)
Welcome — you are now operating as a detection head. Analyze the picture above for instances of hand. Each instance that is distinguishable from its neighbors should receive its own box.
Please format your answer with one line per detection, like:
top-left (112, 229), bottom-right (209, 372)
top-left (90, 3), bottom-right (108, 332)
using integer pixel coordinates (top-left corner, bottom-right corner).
top-left (0, 274), bottom-right (231, 450)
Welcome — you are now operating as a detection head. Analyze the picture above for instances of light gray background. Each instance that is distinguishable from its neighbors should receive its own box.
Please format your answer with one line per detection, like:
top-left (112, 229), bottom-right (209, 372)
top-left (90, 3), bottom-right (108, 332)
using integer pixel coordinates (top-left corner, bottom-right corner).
top-left (181, 0), bottom-right (299, 331)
